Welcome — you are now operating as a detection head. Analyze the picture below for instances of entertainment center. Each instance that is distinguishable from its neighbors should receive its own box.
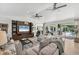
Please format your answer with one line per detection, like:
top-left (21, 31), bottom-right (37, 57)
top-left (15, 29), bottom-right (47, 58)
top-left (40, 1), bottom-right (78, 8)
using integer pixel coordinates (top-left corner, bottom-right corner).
top-left (12, 20), bottom-right (34, 40)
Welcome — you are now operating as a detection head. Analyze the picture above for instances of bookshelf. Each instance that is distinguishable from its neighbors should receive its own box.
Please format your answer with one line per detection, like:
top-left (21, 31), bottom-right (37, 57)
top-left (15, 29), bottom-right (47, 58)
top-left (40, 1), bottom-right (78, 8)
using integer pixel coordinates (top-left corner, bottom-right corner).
top-left (12, 20), bottom-right (17, 36)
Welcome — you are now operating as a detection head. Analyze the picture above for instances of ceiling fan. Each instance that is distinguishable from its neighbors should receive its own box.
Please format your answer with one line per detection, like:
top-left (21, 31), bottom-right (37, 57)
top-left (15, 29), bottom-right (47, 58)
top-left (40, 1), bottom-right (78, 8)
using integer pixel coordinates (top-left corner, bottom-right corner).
top-left (31, 13), bottom-right (43, 18)
top-left (46, 3), bottom-right (67, 11)
top-left (35, 13), bottom-right (42, 17)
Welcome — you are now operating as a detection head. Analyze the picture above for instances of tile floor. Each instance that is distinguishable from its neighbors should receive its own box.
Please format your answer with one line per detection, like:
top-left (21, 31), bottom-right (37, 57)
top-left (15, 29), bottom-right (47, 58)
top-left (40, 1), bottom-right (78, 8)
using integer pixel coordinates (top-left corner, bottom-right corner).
top-left (64, 38), bottom-right (79, 55)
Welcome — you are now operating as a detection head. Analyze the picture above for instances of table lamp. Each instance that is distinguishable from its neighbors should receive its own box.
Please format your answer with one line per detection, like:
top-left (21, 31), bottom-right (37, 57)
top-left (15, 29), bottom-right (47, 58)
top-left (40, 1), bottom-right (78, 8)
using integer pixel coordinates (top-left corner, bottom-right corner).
top-left (0, 31), bottom-right (7, 46)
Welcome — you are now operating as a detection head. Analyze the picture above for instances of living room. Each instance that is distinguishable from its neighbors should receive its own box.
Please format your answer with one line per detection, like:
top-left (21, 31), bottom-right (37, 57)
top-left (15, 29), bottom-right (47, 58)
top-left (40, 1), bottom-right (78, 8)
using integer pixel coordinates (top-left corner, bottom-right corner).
top-left (0, 3), bottom-right (79, 55)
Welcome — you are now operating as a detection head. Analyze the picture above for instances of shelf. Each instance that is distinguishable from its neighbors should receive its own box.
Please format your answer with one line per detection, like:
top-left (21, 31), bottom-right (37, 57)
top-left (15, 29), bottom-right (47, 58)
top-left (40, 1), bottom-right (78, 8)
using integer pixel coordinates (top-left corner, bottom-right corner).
top-left (0, 23), bottom-right (8, 32)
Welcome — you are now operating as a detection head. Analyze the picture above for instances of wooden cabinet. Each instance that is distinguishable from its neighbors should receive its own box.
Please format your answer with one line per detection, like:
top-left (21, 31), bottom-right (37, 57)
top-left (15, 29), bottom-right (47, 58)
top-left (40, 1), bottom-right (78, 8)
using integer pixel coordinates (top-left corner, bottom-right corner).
top-left (12, 20), bottom-right (34, 40)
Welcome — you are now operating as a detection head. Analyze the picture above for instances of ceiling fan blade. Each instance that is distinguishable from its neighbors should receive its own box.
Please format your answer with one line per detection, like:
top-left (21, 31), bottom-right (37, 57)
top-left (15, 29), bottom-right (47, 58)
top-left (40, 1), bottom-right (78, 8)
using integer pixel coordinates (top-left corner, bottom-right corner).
top-left (55, 4), bottom-right (67, 9)
top-left (39, 16), bottom-right (42, 17)
top-left (45, 8), bottom-right (53, 11)
top-left (46, 3), bottom-right (67, 11)
top-left (35, 16), bottom-right (42, 17)
top-left (31, 15), bottom-right (42, 19)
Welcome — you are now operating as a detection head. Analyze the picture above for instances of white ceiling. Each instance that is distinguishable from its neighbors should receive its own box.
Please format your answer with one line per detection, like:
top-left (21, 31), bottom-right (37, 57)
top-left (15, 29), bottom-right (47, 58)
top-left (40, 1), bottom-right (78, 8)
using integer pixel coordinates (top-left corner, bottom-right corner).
top-left (0, 3), bottom-right (78, 24)
top-left (32, 3), bottom-right (75, 24)
top-left (0, 3), bottom-right (52, 16)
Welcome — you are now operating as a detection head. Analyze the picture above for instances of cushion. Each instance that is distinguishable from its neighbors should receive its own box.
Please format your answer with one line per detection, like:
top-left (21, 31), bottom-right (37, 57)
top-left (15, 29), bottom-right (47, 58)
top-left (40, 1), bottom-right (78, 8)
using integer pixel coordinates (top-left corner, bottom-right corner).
top-left (32, 45), bottom-right (39, 54)
top-left (23, 45), bottom-right (39, 55)
top-left (39, 43), bottom-right (57, 55)
top-left (23, 49), bottom-right (37, 55)
top-left (40, 37), bottom-right (50, 50)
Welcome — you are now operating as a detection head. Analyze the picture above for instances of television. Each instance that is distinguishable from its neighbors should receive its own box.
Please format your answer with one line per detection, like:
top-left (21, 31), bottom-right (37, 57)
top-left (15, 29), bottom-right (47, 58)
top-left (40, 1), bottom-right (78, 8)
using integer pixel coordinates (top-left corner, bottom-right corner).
top-left (18, 25), bottom-right (30, 32)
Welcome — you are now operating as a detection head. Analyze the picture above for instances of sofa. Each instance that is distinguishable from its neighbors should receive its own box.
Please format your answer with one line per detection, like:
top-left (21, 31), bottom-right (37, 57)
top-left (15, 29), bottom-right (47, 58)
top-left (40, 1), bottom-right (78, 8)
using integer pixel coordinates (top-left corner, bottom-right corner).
top-left (14, 37), bottom-right (59, 55)
top-left (0, 35), bottom-right (64, 55)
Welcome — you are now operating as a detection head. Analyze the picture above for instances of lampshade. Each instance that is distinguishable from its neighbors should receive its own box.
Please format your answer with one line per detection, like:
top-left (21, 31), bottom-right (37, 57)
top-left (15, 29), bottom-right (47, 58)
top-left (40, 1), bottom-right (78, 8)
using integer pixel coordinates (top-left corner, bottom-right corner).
top-left (0, 31), bottom-right (7, 46)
